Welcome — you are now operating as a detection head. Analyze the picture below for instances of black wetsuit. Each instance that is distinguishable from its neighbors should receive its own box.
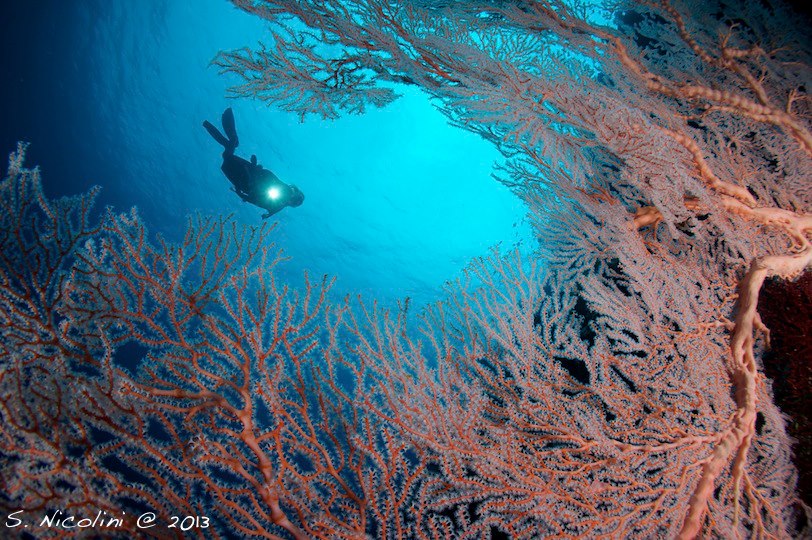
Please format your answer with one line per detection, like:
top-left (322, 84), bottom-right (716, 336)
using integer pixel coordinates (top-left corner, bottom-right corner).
top-left (203, 108), bottom-right (304, 218)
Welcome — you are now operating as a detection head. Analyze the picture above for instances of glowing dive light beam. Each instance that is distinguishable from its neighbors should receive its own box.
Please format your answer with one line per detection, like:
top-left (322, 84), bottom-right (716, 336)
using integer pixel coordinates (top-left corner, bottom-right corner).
top-left (267, 186), bottom-right (281, 201)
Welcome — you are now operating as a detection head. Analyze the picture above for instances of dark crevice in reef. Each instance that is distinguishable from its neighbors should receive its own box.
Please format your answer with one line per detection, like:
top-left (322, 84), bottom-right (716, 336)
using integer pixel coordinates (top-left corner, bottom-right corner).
top-left (758, 271), bottom-right (811, 507)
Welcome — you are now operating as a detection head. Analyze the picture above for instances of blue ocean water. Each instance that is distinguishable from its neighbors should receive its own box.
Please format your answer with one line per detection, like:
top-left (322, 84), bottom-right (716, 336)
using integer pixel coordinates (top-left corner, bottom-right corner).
top-left (1, 0), bottom-right (533, 309)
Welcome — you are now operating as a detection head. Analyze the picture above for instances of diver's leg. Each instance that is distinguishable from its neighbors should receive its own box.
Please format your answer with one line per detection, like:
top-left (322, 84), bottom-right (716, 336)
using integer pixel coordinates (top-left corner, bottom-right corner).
top-left (221, 156), bottom-right (252, 192)
top-left (221, 108), bottom-right (239, 149)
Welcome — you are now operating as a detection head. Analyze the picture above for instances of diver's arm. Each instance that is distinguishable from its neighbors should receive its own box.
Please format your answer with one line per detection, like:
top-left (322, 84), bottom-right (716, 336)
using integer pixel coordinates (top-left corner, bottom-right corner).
top-left (260, 201), bottom-right (288, 219)
top-left (261, 208), bottom-right (281, 219)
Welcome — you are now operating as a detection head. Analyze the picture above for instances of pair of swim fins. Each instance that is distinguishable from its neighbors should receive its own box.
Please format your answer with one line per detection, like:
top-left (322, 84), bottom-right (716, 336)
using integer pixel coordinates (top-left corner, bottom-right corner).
top-left (203, 108), bottom-right (239, 151)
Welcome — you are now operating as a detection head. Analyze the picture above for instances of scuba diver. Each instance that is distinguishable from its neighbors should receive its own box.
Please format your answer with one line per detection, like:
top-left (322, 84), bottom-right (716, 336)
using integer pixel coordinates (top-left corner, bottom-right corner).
top-left (203, 108), bottom-right (304, 219)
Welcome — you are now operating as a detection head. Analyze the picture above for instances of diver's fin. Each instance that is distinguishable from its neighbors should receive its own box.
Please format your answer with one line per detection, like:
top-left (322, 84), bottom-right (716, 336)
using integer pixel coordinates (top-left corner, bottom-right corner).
top-left (221, 108), bottom-right (239, 149)
top-left (203, 120), bottom-right (230, 148)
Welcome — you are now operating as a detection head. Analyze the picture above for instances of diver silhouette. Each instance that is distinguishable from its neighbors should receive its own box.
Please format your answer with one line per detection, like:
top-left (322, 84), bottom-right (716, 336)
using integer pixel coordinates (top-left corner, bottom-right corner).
top-left (203, 108), bottom-right (304, 219)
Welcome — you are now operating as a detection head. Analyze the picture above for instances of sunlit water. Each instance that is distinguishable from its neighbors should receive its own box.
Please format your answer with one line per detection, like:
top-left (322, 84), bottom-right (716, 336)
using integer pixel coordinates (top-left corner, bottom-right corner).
top-left (2, 0), bottom-right (533, 309)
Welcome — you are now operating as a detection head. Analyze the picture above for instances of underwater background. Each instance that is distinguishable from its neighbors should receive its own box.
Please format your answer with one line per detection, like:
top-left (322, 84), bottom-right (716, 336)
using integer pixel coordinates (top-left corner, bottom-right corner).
top-left (3, 1), bottom-right (811, 537)
top-left (1, 0), bottom-right (533, 310)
